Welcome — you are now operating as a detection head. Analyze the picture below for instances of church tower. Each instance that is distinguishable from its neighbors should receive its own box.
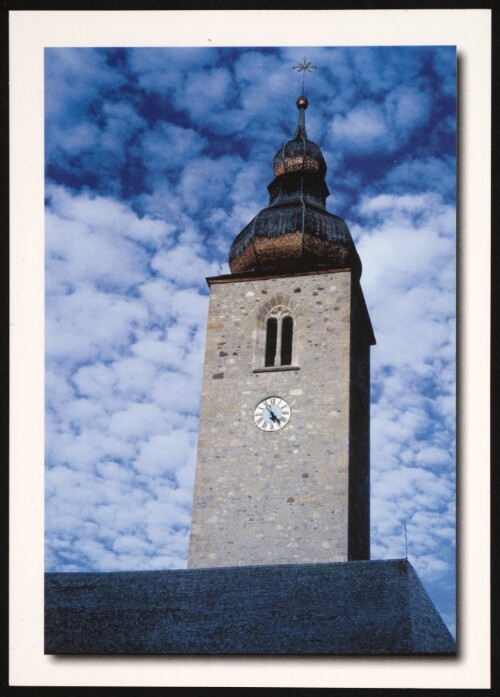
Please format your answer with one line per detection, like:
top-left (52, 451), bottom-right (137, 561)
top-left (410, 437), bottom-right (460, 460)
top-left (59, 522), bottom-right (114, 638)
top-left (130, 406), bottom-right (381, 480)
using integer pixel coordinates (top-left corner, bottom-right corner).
top-left (188, 95), bottom-right (375, 569)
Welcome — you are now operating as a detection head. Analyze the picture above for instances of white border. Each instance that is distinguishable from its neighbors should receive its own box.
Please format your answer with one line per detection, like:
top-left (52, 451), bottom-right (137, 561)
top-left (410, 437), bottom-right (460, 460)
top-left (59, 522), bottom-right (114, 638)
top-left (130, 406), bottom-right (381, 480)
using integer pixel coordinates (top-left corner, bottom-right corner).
top-left (10, 8), bottom-right (491, 688)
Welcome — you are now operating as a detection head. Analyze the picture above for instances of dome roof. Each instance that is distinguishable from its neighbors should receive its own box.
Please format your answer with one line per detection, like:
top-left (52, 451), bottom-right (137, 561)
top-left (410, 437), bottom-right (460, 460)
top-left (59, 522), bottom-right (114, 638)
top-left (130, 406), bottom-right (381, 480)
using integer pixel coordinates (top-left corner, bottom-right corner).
top-left (228, 96), bottom-right (361, 278)
top-left (273, 136), bottom-right (327, 178)
top-left (272, 98), bottom-right (327, 177)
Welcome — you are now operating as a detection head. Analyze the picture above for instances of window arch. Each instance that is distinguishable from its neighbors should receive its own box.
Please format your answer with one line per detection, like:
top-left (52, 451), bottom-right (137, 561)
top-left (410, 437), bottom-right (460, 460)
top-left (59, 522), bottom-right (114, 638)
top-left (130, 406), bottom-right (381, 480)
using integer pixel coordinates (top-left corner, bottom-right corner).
top-left (254, 295), bottom-right (301, 371)
top-left (264, 306), bottom-right (294, 367)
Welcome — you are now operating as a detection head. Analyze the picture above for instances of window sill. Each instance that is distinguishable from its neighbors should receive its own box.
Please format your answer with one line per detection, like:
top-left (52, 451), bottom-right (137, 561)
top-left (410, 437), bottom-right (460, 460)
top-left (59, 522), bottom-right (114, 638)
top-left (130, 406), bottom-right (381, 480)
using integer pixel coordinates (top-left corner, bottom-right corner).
top-left (253, 365), bottom-right (300, 373)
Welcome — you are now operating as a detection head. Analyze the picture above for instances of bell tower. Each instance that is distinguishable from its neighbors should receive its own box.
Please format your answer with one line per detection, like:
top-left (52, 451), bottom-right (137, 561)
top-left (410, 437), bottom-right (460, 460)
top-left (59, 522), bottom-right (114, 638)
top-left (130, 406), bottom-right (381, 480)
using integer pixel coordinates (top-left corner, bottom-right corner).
top-left (188, 94), bottom-right (375, 569)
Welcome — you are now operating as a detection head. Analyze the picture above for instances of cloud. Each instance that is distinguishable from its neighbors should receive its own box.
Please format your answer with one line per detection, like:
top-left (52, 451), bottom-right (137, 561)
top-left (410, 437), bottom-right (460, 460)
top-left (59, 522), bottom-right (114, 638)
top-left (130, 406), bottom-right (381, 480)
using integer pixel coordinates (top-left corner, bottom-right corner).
top-left (179, 155), bottom-right (245, 215)
top-left (349, 46), bottom-right (425, 96)
top-left (128, 47), bottom-right (218, 93)
top-left (45, 181), bottom-right (211, 570)
top-left (351, 186), bottom-right (455, 633)
top-left (133, 431), bottom-right (196, 477)
top-left (432, 47), bottom-right (457, 98)
top-left (330, 83), bottom-right (431, 156)
top-left (331, 101), bottom-right (390, 153)
top-left (140, 122), bottom-right (207, 180)
top-left (383, 155), bottom-right (456, 202)
top-left (178, 67), bottom-right (236, 123)
top-left (45, 48), bottom-right (126, 129)
top-left (385, 83), bottom-right (431, 132)
top-left (151, 245), bottom-right (221, 287)
top-left (45, 50), bottom-right (149, 195)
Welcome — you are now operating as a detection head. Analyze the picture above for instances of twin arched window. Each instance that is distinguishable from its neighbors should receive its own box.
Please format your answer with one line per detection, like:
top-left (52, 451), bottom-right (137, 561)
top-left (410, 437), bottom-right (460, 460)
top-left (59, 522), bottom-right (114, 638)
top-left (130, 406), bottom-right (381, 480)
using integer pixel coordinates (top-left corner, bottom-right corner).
top-left (265, 314), bottom-right (294, 367)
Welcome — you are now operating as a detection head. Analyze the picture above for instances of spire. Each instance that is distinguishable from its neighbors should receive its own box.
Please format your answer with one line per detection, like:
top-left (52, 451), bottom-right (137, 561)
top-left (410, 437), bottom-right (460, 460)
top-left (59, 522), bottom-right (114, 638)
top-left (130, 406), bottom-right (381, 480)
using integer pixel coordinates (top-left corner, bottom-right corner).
top-left (294, 95), bottom-right (308, 139)
top-left (291, 56), bottom-right (317, 139)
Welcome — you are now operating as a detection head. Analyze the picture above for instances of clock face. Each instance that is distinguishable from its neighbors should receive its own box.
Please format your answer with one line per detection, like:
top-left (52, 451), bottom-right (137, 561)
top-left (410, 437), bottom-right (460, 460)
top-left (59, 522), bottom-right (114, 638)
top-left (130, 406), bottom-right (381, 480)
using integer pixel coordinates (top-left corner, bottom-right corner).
top-left (254, 396), bottom-right (291, 432)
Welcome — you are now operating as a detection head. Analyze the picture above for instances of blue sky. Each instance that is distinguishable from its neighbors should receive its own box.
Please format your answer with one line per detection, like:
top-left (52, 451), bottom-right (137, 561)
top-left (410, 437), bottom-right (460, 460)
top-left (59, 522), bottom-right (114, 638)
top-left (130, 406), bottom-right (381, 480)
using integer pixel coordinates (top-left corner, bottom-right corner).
top-left (44, 46), bottom-right (456, 636)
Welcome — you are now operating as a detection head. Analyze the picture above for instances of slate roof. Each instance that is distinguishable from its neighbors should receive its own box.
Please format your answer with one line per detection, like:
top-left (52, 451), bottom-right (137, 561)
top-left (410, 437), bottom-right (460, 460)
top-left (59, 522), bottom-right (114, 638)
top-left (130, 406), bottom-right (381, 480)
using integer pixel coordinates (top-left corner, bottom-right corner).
top-left (45, 559), bottom-right (456, 655)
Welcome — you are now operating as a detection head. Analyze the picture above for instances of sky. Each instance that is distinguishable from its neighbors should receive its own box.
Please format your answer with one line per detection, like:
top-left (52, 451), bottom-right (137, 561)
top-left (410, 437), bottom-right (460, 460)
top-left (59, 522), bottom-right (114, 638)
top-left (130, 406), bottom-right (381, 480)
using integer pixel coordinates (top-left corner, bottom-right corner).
top-left (44, 46), bottom-right (457, 636)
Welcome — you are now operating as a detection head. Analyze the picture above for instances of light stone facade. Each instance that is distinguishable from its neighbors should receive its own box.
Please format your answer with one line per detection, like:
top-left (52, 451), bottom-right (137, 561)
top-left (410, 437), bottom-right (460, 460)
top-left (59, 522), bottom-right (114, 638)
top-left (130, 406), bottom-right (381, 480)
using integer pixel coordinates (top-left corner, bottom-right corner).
top-left (188, 268), bottom-right (373, 568)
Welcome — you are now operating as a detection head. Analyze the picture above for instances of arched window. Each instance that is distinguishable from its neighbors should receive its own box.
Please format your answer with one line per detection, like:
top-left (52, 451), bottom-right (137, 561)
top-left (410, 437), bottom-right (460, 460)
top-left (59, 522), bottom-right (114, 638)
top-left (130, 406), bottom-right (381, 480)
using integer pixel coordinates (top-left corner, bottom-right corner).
top-left (281, 316), bottom-right (293, 366)
top-left (255, 298), bottom-right (300, 372)
top-left (264, 310), bottom-right (293, 367)
top-left (265, 317), bottom-right (278, 367)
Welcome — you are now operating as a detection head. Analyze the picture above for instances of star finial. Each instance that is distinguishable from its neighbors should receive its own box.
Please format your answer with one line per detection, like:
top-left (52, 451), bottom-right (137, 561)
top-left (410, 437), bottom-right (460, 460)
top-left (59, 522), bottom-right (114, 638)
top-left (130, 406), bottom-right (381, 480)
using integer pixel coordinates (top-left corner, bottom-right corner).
top-left (291, 56), bottom-right (318, 95)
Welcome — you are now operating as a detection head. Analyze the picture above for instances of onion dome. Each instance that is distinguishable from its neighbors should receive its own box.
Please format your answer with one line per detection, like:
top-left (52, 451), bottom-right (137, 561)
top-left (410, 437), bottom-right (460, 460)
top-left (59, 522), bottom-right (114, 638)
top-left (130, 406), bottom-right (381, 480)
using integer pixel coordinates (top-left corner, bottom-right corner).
top-left (272, 96), bottom-right (327, 177)
top-left (228, 96), bottom-right (361, 278)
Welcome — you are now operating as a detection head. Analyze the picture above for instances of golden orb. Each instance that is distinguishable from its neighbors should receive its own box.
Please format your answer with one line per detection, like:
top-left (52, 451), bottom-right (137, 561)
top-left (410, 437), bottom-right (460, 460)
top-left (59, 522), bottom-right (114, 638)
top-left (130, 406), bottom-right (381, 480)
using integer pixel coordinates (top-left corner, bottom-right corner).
top-left (296, 95), bottom-right (308, 110)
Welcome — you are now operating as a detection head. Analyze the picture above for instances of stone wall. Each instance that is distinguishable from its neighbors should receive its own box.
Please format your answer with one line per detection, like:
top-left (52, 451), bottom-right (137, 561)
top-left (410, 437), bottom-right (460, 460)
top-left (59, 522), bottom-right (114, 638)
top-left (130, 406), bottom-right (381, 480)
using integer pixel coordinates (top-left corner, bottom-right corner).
top-left (188, 268), bottom-right (372, 568)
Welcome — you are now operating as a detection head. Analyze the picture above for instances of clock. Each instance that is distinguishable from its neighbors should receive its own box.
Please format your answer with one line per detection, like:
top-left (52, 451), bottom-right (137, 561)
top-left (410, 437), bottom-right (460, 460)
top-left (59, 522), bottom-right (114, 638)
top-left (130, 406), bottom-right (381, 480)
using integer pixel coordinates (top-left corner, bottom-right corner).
top-left (254, 396), bottom-right (291, 432)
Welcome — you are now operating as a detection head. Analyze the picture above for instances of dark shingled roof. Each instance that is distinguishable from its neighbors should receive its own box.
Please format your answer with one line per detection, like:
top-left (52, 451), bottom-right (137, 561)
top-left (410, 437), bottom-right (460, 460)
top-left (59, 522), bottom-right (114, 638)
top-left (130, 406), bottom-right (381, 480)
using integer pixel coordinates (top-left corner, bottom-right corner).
top-left (45, 559), bottom-right (456, 655)
top-left (229, 200), bottom-right (361, 276)
top-left (272, 132), bottom-right (327, 178)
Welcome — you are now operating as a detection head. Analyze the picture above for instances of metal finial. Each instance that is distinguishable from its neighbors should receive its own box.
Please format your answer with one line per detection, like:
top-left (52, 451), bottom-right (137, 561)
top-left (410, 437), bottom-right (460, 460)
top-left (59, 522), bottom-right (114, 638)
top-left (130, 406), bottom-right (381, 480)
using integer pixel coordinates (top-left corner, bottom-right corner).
top-left (291, 56), bottom-right (318, 95)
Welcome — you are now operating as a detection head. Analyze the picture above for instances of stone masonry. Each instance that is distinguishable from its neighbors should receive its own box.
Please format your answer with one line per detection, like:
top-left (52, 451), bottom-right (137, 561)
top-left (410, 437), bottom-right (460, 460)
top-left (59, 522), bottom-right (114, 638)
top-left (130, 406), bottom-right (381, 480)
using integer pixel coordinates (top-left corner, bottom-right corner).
top-left (188, 267), bottom-right (373, 568)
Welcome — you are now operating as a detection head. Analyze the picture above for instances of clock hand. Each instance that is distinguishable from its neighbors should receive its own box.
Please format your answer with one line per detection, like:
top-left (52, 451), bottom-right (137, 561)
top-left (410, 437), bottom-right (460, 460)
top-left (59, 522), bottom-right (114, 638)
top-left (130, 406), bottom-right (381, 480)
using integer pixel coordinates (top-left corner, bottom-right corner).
top-left (268, 409), bottom-right (281, 424)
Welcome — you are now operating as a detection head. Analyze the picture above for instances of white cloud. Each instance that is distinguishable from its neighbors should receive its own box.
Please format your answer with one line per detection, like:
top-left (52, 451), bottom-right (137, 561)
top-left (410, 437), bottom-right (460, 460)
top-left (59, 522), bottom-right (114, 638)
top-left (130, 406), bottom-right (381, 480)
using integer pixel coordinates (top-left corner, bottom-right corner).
top-left (133, 432), bottom-right (196, 477)
top-left (108, 402), bottom-right (167, 439)
top-left (46, 284), bottom-right (147, 363)
top-left (151, 244), bottom-right (221, 288)
top-left (330, 101), bottom-right (390, 153)
top-left (140, 122), bottom-right (207, 178)
top-left (45, 48), bottom-right (126, 131)
top-left (385, 84), bottom-right (431, 132)
top-left (48, 185), bottom-right (174, 247)
top-left (99, 101), bottom-right (147, 155)
top-left (129, 47), bottom-right (218, 93)
top-left (45, 183), bottom-right (214, 569)
top-left (180, 67), bottom-right (235, 122)
top-left (384, 156), bottom-right (455, 200)
top-left (352, 187), bottom-right (456, 626)
top-left (330, 80), bottom-right (432, 156)
top-left (179, 156), bottom-right (244, 215)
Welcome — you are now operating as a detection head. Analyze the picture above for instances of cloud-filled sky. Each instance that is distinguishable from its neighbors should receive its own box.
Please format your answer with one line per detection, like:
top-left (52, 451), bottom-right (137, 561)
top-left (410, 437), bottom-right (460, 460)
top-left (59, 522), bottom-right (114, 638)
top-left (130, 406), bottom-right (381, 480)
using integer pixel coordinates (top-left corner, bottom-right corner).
top-left (44, 46), bottom-right (456, 636)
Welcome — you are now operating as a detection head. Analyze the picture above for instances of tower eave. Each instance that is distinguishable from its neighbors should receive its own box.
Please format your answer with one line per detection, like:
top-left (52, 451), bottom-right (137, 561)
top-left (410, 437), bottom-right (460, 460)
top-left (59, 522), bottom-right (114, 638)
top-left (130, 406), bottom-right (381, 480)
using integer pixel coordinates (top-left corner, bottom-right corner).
top-left (207, 265), bottom-right (358, 286)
